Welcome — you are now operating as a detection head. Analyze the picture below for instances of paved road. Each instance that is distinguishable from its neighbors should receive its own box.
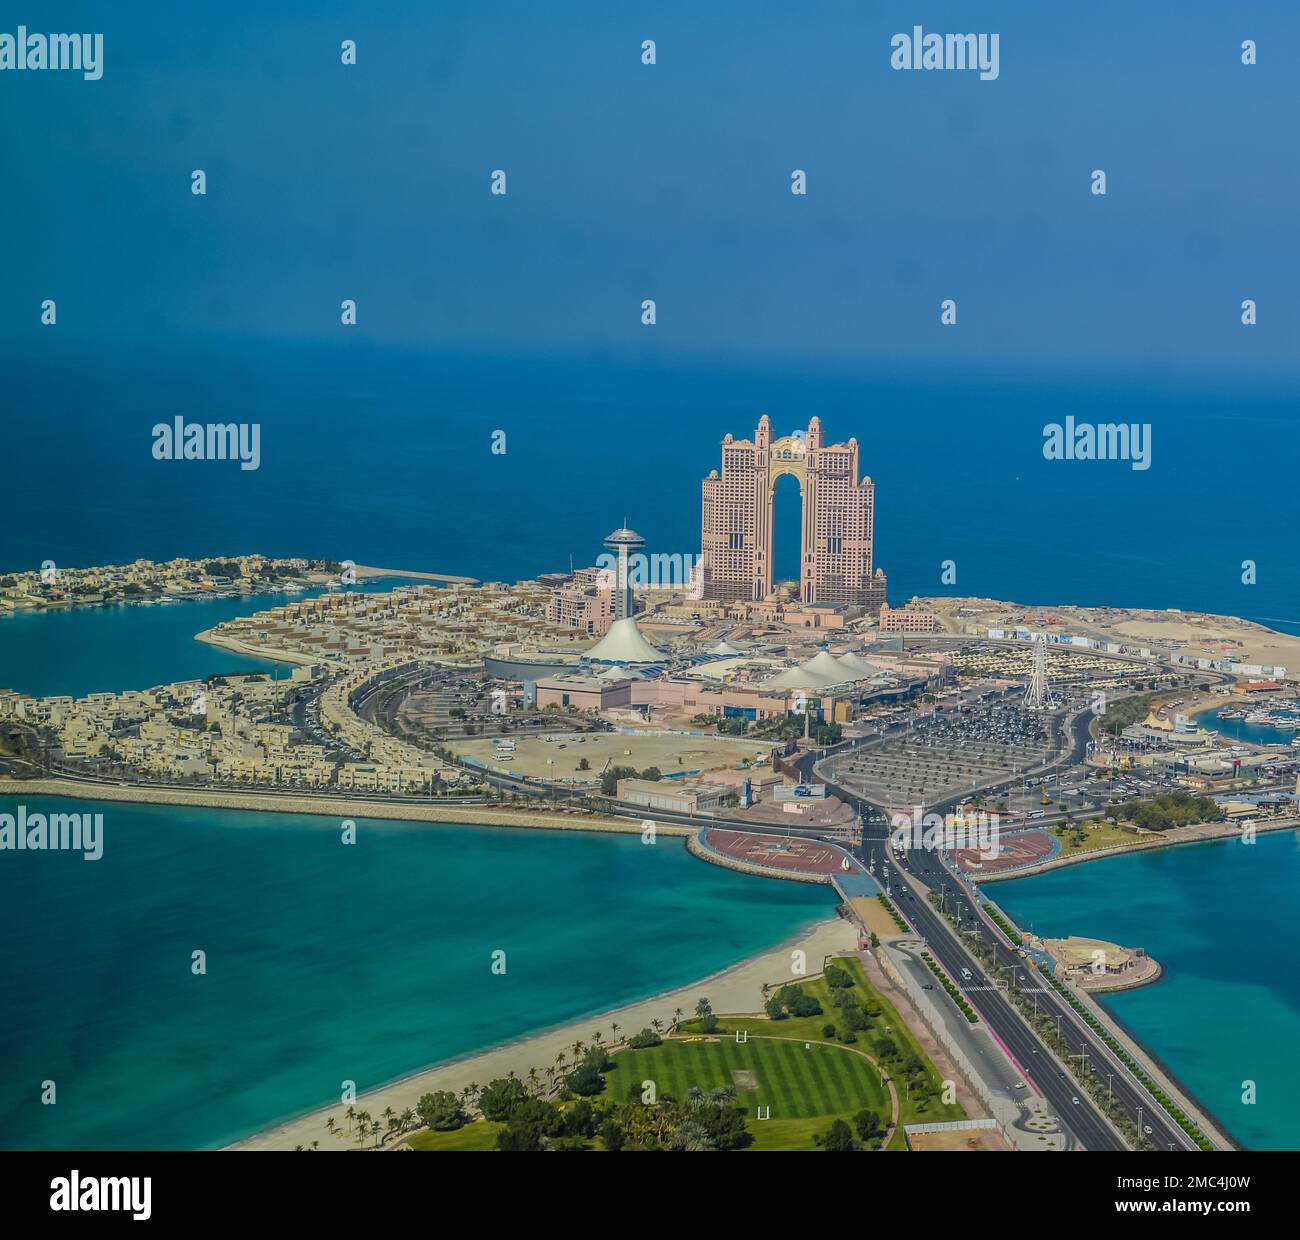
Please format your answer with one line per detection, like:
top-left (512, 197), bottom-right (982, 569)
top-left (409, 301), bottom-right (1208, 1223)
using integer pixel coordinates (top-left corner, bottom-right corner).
top-left (904, 840), bottom-right (1198, 1150)
top-left (810, 708), bottom-right (1204, 1153)
top-left (865, 840), bottom-right (1124, 1151)
top-left (889, 938), bottom-right (1042, 1102)
top-left (844, 773), bottom-right (1203, 1151)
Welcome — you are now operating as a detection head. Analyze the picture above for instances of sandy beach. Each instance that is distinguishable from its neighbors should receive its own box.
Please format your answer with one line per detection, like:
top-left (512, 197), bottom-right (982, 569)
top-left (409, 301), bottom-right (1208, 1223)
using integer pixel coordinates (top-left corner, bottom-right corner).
top-left (194, 626), bottom-right (335, 669)
top-left (351, 564), bottom-right (479, 585)
top-left (228, 917), bottom-right (859, 1151)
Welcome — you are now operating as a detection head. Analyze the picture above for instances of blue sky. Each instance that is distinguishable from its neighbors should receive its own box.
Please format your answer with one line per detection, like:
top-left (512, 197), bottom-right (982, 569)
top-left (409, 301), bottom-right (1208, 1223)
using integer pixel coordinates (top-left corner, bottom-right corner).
top-left (2, 1), bottom-right (1297, 374)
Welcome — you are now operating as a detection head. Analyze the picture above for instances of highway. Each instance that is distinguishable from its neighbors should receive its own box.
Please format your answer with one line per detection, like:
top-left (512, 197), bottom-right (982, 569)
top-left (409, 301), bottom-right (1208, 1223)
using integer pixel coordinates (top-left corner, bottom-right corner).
top-left (900, 840), bottom-right (1197, 1150)
top-left (827, 762), bottom-right (1202, 1151)
top-left (788, 680), bottom-right (1202, 1149)
top-left (873, 840), bottom-right (1123, 1151)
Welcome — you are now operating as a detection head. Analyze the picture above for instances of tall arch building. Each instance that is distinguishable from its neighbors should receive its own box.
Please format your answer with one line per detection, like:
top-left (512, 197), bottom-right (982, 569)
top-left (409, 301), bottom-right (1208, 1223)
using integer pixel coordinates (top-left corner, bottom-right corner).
top-left (700, 415), bottom-right (886, 612)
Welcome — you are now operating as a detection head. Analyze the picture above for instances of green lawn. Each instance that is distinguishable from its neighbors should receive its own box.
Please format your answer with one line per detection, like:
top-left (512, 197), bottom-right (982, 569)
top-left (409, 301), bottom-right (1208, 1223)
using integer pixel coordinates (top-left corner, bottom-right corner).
top-left (1051, 820), bottom-right (1148, 856)
top-left (744, 1116), bottom-right (841, 1152)
top-left (677, 956), bottom-right (965, 1142)
top-left (410, 957), bottom-right (966, 1152)
top-left (614, 1035), bottom-right (890, 1119)
top-left (407, 1121), bottom-right (503, 1150)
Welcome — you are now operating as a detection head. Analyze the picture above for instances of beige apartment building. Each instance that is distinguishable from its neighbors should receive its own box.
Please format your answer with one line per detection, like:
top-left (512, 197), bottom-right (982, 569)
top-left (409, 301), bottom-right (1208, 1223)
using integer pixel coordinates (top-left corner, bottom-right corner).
top-left (878, 601), bottom-right (942, 634)
top-left (545, 567), bottom-right (614, 636)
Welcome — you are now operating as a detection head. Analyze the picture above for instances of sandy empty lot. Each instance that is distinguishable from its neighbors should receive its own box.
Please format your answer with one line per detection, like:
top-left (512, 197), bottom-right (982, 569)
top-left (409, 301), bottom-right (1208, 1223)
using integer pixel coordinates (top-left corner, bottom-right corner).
top-left (451, 731), bottom-right (776, 780)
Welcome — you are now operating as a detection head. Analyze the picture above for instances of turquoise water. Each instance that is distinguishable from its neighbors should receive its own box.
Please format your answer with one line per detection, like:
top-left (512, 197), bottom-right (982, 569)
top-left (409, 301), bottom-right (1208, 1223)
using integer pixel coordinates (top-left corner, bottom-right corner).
top-left (1194, 707), bottom-right (1299, 749)
top-left (993, 830), bottom-right (1300, 1150)
top-left (0, 799), bottom-right (836, 1150)
top-left (0, 579), bottom-right (418, 698)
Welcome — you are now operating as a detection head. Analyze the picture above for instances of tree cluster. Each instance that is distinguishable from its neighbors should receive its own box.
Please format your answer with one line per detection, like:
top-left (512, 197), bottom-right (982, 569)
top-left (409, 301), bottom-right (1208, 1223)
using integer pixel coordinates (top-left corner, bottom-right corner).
top-left (1116, 791), bottom-right (1220, 831)
top-left (764, 984), bottom-right (823, 1020)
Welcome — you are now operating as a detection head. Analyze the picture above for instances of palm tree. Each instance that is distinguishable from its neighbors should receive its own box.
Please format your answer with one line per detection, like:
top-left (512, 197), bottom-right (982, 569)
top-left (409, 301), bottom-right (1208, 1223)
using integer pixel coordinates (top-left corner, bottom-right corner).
top-left (591, 1030), bottom-right (603, 1047)
top-left (311, 1140), bottom-right (319, 1151)
top-left (610, 1022), bottom-right (621, 1043)
top-left (325, 1117), bottom-right (337, 1137)
top-left (671, 1121), bottom-right (713, 1152)
top-left (527, 1067), bottom-right (539, 1094)
top-left (687, 1085), bottom-right (705, 1111)
top-left (399, 1108), bottom-right (415, 1132)
top-left (673, 1007), bottom-right (683, 1029)
top-left (651, 1018), bottom-right (663, 1035)
top-left (382, 1106), bottom-right (395, 1130)
top-left (345, 1105), bottom-right (356, 1133)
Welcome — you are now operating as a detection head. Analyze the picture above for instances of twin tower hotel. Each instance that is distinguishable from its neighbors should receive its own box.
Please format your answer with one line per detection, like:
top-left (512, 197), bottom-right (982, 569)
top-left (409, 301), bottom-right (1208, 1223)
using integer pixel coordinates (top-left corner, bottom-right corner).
top-left (701, 416), bottom-right (887, 614)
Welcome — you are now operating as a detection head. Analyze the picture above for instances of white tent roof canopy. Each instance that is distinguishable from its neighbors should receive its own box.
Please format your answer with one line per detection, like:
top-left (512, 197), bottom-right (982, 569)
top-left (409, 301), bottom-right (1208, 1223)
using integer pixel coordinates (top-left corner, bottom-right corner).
top-left (584, 617), bottom-right (665, 664)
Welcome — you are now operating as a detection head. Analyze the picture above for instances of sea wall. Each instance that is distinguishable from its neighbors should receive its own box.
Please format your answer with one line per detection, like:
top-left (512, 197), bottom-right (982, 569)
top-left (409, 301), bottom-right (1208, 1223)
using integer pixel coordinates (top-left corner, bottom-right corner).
top-left (0, 778), bottom-right (692, 837)
top-left (977, 817), bottom-right (1299, 882)
top-left (686, 830), bottom-right (832, 885)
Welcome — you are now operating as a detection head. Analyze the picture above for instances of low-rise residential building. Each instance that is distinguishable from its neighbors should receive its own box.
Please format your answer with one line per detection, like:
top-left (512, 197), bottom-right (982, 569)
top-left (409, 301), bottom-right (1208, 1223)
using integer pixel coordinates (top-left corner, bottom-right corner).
top-left (878, 601), bottom-right (942, 634)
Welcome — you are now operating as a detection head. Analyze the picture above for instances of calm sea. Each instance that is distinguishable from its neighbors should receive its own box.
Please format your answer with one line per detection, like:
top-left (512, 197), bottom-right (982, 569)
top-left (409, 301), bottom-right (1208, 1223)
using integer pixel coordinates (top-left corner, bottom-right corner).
top-left (0, 578), bottom-right (417, 699)
top-left (4, 343), bottom-right (1299, 640)
top-left (993, 830), bottom-right (1300, 1150)
top-left (1195, 707), bottom-right (1300, 749)
top-left (0, 800), bottom-right (836, 1150)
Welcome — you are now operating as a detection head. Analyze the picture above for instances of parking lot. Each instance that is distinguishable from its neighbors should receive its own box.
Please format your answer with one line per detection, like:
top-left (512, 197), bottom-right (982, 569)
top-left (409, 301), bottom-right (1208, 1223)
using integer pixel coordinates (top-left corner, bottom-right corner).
top-left (825, 702), bottom-right (1057, 810)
